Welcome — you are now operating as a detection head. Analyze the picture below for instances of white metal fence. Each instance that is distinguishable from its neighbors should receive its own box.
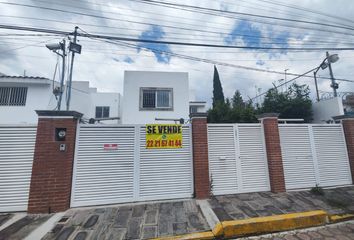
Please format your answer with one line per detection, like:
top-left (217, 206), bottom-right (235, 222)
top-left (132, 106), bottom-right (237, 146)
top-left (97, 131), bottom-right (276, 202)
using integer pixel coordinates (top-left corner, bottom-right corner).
top-left (0, 125), bottom-right (37, 212)
top-left (279, 124), bottom-right (352, 190)
top-left (207, 124), bottom-right (270, 195)
top-left (71, 124), bottom-right (193, 207)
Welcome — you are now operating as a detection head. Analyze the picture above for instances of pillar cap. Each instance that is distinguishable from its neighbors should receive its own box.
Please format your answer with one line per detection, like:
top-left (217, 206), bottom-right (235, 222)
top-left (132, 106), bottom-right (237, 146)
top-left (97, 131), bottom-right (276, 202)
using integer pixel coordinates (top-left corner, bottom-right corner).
top-left (36, 110), bottom-right (83, 119)
top-left (190, 112), bottom-right (208, 119)
top-left (257, 113), bottom-right (280, 120)
top-left (332, 115), bottom-right (354, 121)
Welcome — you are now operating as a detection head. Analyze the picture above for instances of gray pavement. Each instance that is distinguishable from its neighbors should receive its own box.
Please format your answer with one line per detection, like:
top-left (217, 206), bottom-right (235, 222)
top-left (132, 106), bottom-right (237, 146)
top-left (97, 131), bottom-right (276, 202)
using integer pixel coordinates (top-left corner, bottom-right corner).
top-left (209, 186), bottom-right (354, 221)
top-left (1, 187), bottom-right (354, 239)
top-left (42, 200), bottom-right (209, 240)
top-left (0, 214), bottom-right (51, 240)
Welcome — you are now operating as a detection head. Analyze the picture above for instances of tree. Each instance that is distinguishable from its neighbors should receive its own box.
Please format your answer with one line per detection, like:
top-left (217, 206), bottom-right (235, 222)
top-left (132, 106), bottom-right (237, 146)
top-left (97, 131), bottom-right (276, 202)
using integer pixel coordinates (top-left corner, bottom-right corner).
top-left (212, 65), bottom-right (225, 107)
top-left (208, 90), bottom-right (258, 123)
top-left (260, 83), bottom-right (313, 122)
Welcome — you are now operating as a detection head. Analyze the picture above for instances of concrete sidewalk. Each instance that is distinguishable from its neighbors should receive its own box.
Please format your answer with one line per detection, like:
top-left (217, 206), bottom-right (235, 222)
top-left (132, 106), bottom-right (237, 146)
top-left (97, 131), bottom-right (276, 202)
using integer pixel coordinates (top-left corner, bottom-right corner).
top-left (1, 186), bottom-right (354, 239)
top-left (209, 186), bottom-right (354, 222)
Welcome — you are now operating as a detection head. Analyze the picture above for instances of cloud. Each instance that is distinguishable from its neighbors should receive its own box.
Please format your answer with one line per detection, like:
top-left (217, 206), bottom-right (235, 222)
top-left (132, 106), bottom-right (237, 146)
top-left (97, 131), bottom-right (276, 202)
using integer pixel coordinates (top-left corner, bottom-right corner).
top-left (137, 25), bottom-right (171, 63)
top-left (224, 20), bottom-right (262, 47)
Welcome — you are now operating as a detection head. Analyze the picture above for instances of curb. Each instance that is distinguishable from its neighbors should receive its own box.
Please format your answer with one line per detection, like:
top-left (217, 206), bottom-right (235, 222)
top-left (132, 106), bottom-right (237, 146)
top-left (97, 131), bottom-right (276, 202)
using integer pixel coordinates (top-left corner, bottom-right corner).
top-left (152, 210), bottom-right (354, 240)
top-left (151, 231), bottom-right (215, 240)
top-left (329, 213), bottom-right (354, 223)
top-left (213, 210), bottom-right (327, 238)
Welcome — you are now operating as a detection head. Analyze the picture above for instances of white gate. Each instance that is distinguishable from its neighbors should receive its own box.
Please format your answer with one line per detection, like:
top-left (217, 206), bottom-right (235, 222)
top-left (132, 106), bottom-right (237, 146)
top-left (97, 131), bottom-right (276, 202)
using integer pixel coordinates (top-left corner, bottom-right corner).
top-left (279, 124), bottom-right (352, 190)
top-left (71, 124), bottom-right (193, 207)
top-left (0, 125), bottom-right (37, 212)
top-left (207, 124), bottom-right (270, 195)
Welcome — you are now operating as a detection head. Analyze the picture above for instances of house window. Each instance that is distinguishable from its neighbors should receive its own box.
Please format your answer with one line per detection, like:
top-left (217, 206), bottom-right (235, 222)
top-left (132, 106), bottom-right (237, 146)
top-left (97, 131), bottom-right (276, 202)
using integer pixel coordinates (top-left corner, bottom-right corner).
top-left (190, 106), bottom-right (198, 114)
top-left (140, 88), bottom-right (173, 110)
top-left (95, 106), bottom-right (110, 118)
top-left (0, 87), bottom-right (28, 106)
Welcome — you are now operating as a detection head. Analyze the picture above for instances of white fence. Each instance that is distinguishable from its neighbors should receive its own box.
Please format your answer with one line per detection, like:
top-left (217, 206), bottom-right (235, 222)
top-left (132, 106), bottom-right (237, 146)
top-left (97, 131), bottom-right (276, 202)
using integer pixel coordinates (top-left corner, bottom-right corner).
top-left (0, 125), bottom-right (37, 212)
top-left (279, 124), bottom-right (352, 190)
top-left (71, 124), bottom-right (193, 207)
top-left (207, 124), bottom-right (270, 195)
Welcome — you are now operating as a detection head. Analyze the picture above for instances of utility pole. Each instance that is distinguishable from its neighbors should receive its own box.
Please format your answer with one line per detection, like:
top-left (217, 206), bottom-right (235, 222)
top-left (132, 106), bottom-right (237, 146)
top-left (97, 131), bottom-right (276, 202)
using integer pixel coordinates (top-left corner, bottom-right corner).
top-left (326, 51), bottom-right (338, 97)
top-left (57, 40), bottom-right (65, 110)
top-left (67, 26), bottom-right (79, 110)
top-left (284, 69), bottom-right (289, 90)
top-left (313, 71), bottom-right (320, 102)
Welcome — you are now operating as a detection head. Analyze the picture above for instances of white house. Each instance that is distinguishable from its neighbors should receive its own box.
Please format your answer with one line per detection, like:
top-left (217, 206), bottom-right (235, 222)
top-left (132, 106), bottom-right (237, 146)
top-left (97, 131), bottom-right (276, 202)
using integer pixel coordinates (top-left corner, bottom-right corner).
top-left (122, 71), bottom-right (190, 124)
top-left (0, 75), bottom-right (121, 124)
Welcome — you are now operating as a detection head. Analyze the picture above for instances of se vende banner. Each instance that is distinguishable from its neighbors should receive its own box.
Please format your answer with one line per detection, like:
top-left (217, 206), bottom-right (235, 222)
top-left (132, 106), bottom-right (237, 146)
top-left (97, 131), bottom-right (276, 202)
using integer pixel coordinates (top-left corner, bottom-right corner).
top-left (146, 124), bottom-right (182, 149)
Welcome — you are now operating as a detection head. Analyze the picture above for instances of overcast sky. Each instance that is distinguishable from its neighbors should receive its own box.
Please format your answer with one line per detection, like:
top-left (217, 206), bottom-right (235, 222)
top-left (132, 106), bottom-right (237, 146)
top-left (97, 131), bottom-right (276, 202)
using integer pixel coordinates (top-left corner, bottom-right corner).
top-left (1, 0), bottom-right (354, 106)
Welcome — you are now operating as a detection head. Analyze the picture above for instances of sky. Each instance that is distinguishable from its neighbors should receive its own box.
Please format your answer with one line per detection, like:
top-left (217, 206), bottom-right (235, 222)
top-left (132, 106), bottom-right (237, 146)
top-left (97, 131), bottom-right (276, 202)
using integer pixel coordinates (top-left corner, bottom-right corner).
top-left (0, 0), bottom-right (354, 107)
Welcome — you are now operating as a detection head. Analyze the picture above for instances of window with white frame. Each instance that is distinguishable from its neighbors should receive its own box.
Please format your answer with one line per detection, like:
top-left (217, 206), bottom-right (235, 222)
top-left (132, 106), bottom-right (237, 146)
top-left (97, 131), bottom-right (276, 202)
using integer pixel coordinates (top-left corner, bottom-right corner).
top-left (140, 88), bottom-right (173, 110)
top-left (95, 106), bottom-right (110, 118)
top-left (0, 87), bottom-right (28, 106)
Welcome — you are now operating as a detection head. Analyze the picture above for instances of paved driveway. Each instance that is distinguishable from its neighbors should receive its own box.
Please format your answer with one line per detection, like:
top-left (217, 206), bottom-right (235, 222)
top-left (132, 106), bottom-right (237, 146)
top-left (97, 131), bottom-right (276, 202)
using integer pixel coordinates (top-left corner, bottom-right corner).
top-left (42, 199), bottom-right (209, 240)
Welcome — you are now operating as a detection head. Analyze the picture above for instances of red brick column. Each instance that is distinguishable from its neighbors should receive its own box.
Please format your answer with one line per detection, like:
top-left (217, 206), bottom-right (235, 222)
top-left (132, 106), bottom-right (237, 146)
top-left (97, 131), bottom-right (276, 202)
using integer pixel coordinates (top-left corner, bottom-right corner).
top-left (28, 111), bottom-right (82, 213)
top-left (190, 113), bottom-right (210, 199)
top-left (341, 117), bottom-right (354, 183)
top-left (259, 113), bottom-right (286, 193)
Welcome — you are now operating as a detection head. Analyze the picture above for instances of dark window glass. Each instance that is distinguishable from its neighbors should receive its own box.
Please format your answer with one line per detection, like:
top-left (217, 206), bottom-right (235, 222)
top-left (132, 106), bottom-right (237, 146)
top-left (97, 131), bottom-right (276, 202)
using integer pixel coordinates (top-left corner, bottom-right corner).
top-left (142, 90), bottom-right (156, 108)
top-left (95, 106), bottom-right (110, 118)
top-left (0, 87), bottom-right (27, 106)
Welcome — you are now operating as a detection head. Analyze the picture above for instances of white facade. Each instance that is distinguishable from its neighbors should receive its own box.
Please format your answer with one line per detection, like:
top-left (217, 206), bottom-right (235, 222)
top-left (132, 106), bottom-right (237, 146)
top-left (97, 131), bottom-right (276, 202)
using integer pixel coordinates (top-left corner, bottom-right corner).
top-left (0, 76), bottom-right (121, 124)
top-left (122, 71), bottom-right (189, 124)
top-left (312, 97), bottom-right (344, 123)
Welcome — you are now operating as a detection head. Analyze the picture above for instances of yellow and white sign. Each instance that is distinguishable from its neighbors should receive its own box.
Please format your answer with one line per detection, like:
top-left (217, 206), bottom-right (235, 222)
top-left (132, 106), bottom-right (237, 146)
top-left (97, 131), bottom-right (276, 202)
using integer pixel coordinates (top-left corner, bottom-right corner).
top-left (146, 124), bottom-right (182, 149)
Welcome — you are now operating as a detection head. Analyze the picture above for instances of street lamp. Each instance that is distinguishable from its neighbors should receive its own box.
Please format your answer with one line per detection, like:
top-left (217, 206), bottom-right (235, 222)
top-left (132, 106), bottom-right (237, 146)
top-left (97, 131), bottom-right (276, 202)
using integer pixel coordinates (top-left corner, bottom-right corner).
top-left (313, 52), bottom-right (339, 102)
top-left (46, 40), bottom-right (66, 110)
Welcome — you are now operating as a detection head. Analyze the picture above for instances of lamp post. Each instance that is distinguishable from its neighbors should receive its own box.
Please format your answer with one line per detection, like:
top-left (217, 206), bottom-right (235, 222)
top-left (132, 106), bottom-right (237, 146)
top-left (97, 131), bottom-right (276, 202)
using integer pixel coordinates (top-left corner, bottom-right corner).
top-left (46, 40), bottom-right (66, 110)
top-left (313, 52), bottom-right (339, 102)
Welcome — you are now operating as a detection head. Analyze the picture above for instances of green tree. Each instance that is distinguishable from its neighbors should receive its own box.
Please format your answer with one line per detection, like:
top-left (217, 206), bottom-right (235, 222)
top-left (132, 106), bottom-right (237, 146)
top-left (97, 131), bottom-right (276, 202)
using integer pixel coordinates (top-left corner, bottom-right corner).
top-left (212, 65), bottom-right (225, 107)
top-left (260, 83), bottom-right (313, 122)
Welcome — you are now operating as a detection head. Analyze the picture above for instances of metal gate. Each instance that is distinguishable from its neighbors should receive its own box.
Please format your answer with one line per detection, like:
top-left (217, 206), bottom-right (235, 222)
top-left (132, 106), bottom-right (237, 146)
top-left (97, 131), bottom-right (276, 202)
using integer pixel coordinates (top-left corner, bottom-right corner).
top-left (279, 124), bottom-right (352, 190)
top-left (207, 124), bottom-right (270, 195)
top-left (71, 124), bottom-right (193, 207)
top-left (0, 125), bottom-right (37, 212)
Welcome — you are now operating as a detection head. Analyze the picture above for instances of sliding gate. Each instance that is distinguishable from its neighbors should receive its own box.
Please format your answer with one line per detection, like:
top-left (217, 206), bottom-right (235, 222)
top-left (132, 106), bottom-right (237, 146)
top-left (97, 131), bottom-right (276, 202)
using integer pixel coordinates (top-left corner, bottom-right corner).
top-left (71, 124), bottom-right (193, 207)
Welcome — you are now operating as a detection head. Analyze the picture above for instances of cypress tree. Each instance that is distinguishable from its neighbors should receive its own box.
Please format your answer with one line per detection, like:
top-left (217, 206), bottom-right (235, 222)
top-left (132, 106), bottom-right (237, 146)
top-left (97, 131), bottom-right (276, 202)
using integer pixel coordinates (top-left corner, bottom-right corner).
top-left (212, 65), bottom-right (225, 107)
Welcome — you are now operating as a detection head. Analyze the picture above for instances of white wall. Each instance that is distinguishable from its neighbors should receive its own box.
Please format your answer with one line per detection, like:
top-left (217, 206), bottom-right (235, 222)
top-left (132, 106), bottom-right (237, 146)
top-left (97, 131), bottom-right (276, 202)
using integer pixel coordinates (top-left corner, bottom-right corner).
top-left (89, 92), bottom-right (121, 124)
top-left (0, 82), bottom-right (53, 124)
top-left (312, 97), bottom-right (344, 123)
top-left (122, 71), bottom-right (189, 124)
top-left (0, 79), bottom-right (121, 124)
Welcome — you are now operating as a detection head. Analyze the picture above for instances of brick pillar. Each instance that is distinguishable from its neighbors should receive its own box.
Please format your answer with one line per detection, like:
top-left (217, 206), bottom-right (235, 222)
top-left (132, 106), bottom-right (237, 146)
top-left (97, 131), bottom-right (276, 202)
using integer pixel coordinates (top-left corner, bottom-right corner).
top-left (28, 111), bottom-right (82, 213)
top-left (258, 113), bottom-right (286, 193)
top-left (190, 113), bottom-right (210, 199)
top-left (341, 117), bottom-right (354, 183)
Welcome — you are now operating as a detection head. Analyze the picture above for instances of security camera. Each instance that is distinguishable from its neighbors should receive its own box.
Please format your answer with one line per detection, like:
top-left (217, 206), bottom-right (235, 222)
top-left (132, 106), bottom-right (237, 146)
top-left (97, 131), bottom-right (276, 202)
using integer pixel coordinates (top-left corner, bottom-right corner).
top-left (45, 43), bottom-right (62, 51)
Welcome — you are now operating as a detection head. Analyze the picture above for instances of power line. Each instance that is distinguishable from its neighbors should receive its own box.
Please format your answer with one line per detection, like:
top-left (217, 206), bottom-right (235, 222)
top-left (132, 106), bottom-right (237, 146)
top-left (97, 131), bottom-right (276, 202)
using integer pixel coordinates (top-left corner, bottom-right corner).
top-left (3, 0), bottom-right (354, 41)
top-left (13, 0), bottom-right (354, 44)
top-left (81, 31), bottom-right (354, 83)
top-left (249, 67), bottom-right (318, 101)
top-left (2, 24), bottom-right (354, 51)
top-left (1, 24), bottom-right (353, 84)
top-left (130, 0), bottom-right (354, 33)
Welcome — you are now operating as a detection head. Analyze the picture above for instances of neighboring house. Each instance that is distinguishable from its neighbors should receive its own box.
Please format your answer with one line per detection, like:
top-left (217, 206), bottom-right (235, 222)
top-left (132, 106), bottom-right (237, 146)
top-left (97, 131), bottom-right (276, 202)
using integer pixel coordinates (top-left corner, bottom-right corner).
top-left (0, 71), bottom-right (206, 125)
top-left (312, 96), bottom-right (351, 123)
top-left (189, 101), bottom-right (207, 114)
top-left (343, 94), bottom-right (354, 115)
top-left (122, 71), bottom-right (190, 124)
top-left (0, 75), bottom-right (121, 124)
